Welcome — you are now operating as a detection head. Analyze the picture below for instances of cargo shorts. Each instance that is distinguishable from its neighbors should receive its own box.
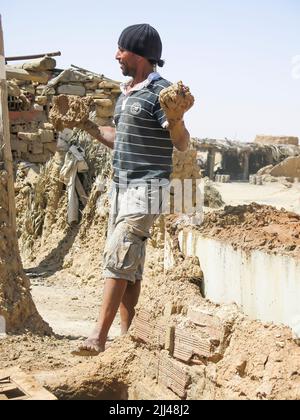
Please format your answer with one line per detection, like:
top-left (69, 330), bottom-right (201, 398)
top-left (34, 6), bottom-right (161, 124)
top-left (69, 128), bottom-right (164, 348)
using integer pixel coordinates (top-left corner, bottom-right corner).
top-left (102, 183), bottom-right (167, 283)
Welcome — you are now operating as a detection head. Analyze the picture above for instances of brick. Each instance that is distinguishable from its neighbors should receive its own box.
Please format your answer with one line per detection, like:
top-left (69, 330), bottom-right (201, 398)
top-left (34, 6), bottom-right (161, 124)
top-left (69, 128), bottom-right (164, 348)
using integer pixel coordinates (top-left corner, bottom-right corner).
top-left (187, 307), bottom-right (224, 342)
top-left (27, 153), bottom-right (50, 164)
top-left (173, 328), bottom-right (212, 363)
top-left (38, 129), bottom-right (54, 143)
top-left (19, 141), bottom-right (28, 154)
top-left (95, 104), bottom-right (114, 118)
top-left (134, 311), bottom-right (167, 349)
top-left (31, 143), bottom-right (43, 154)
top-left (165, 326), bottom-right (175, 355)
top-left (57, 84), bottom-right (86, 96)
top-left (98, 81), bottom-right (120, 90)
top-left (94, 99), bottom-right (113, 108)
top-left (44, 142), bottom-right (57, 154)
top-left (18, 132), bottom-right (40, 142)
top-left (10, 138), bottom-right (19, 151)
top-left (134, 318), bottom-right (154, 344)
top-left (158, 352), bottom-right (191, 399)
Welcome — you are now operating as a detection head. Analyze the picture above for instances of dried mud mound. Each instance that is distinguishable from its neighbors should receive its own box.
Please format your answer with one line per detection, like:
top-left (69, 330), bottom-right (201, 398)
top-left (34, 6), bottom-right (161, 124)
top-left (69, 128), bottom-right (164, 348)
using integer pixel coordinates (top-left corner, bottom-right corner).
top-left (49, 95), bottom-right (93, 132)
top-left (199, 203), bottom-right (300, 257)
top-left (0, 171), bottom-right (51, 334)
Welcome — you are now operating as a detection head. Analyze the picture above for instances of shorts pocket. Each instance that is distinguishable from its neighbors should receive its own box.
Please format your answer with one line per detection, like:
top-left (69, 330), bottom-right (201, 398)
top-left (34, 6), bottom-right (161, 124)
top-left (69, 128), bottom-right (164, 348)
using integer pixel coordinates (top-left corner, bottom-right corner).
top-left (106, 232), bottom-right (142, 272)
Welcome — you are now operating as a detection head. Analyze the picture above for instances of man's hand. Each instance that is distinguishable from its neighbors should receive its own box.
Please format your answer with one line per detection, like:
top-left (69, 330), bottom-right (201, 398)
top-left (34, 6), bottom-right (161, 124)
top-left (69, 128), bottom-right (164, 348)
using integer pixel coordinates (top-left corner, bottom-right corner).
top-left (159, 81), bottom-right (195, 129)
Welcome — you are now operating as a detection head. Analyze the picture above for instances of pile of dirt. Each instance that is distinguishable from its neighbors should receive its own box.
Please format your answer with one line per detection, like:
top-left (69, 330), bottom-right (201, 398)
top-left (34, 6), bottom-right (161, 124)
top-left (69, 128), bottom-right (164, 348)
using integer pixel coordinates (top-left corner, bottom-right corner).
top-left (49, 95), bottom-right (93, 132)
top-left (0, 170), bottom-right (51, 334)
top-left (204, 180), bottom-right (224, 208)
top-left (199, 203), bottom-right (300, 256)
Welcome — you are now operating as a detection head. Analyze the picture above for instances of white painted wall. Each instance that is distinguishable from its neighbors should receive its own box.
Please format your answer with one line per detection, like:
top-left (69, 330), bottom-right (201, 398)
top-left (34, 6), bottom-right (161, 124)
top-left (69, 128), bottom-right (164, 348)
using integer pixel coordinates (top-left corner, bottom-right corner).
top-left (177, 230), bottom-right (300, 331)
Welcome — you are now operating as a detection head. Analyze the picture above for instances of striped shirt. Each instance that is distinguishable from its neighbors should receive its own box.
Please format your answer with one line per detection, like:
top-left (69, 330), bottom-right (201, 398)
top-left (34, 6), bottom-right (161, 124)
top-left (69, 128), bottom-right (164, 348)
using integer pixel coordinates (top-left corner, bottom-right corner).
top-left (113, 73), bottom-right (173, 185)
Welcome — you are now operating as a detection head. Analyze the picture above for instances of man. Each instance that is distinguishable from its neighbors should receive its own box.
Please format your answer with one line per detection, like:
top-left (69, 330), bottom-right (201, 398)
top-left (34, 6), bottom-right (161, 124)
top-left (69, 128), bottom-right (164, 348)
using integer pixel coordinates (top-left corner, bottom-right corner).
top-left (75, 24), bottom-right (193, 355)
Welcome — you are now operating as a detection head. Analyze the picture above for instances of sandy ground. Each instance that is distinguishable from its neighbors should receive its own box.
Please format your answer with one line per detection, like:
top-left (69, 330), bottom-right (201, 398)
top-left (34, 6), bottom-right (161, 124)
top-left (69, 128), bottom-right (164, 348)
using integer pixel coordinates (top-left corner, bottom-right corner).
top-left (214, 181), bottom-right (300, 214)
top-left (28, 270), bottom-right (120, 340)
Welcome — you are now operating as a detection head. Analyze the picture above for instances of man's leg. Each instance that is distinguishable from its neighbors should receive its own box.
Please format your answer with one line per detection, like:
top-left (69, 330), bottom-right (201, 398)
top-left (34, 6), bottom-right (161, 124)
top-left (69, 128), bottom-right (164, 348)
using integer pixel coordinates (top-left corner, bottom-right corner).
top-left (119, 280), bottom-right (141, 335)
top-left (79, 278), bottom-right (128, 353)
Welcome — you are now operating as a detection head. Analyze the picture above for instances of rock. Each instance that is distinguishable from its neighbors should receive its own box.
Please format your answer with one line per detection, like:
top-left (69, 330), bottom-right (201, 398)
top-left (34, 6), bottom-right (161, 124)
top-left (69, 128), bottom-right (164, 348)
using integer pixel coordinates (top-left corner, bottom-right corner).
top-left (270, 157), bottom-right (300, 179)
top-left (57, 84), bottom-right (86, 97)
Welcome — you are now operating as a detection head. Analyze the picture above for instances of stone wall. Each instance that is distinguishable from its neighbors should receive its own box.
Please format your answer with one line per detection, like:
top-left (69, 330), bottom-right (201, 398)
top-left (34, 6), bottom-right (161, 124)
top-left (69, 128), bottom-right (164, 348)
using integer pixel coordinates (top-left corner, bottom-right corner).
top-left (7, 60), bottom-right (120, 164)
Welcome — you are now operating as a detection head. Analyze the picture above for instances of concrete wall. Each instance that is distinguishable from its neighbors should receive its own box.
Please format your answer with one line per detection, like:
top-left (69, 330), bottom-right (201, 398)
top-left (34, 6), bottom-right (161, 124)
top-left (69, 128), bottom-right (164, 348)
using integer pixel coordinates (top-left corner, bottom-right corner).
top-left (171, 229), bottom-right (300, 330)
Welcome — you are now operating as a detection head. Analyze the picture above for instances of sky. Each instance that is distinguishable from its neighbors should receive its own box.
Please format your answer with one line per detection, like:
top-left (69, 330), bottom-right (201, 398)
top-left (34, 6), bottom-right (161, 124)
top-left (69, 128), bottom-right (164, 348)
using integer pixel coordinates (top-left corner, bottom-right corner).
top-left (1, 0), bottom-right (300, 141)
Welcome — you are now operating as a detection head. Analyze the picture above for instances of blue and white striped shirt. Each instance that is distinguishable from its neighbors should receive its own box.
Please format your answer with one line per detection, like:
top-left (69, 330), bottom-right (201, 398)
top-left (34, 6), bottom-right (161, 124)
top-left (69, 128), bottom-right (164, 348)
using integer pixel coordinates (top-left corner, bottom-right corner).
top-left (113, 74), bottom-right (173, 185)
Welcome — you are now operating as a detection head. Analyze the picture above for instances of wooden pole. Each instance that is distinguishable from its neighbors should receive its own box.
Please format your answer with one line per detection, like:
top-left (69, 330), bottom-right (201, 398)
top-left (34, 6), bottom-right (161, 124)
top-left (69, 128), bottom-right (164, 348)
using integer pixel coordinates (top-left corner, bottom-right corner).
top-left (0, 15), bottom-right (17, 232)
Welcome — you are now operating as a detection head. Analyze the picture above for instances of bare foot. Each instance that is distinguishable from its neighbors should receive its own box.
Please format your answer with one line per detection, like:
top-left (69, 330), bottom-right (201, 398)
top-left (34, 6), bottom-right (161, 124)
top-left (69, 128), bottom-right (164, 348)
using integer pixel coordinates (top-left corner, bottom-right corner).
top-left (72, 337), bottom-right (105, 357)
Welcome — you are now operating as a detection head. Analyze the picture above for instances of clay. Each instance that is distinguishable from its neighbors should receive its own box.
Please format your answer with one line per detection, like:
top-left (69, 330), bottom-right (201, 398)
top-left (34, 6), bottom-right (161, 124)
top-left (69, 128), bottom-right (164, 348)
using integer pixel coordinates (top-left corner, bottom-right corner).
top-left (49, 95), bottom-right (93, 132)
top-left (159, 81), bottom-right (194, 127)
top-left (0, 170), bottom-right (51, 334)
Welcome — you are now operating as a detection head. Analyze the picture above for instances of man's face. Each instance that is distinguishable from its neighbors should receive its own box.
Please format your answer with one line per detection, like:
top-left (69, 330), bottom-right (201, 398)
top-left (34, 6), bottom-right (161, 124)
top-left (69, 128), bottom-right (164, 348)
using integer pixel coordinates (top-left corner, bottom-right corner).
top-left (115, 48), bottom-right (139, 77)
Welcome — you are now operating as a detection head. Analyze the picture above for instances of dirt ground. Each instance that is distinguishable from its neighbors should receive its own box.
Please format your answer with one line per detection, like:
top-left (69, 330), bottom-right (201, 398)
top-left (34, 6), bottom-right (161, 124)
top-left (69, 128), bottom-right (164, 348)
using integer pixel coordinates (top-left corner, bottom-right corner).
top-left (214, 181), bottom-right (300, 214)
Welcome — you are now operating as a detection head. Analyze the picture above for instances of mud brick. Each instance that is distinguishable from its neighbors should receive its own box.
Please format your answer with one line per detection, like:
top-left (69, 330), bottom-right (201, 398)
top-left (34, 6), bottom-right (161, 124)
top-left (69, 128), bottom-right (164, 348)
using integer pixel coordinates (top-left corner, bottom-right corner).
top-left (158, 352), bottom-right (191, 399)
top-left (18, 132), bottom-right (40, 142)
top-left (19, 141), bottom-right (28, 154)
top-left (10, 138), bottom-right (19, 151)
top-left (165, 326), bottom-right (175, 355)
top-left (134, 318), bottom-right (154, 344)
top-left (173, 328), bottom-right (212, 363)
top-left (136, 309), bottom-right (152, 322)
top-left (38, 129), bottom-right (54, 143)
top-left (44, 143), bottom-right (57, 154)
top-left (187, 307), bottom-right (224, 342)
top-left (28, 153), bottom-right (50, 164)
top-left (153, 324), bottom-right (167, 348)
top-left (57, 84), bottom-right (86, 96)
top-left (31, 143), bottom-right (43, 155)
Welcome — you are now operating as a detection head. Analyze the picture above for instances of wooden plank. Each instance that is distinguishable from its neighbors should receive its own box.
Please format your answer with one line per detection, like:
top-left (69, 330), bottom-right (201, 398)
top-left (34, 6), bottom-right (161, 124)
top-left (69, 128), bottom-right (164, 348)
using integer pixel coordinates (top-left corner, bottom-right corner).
top-left (0, 368), bottom-right (57, 400)
top-left (5, 66), bottom-right (50, 83)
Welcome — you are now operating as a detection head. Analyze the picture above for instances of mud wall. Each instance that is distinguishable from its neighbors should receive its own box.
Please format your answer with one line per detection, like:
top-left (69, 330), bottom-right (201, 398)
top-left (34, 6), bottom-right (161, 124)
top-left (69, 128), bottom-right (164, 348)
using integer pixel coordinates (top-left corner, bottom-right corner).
top-left (175, 229), bottom-right (300, 331)
top-left (0, 170), bottom-right (50, 333)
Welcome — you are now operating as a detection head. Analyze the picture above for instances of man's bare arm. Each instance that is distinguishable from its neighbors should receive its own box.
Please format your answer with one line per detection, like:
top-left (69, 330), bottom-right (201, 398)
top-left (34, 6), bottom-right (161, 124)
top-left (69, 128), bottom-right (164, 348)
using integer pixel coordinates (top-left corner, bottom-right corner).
top-left (169, 120), bottom-right (190, 152)
top-left (82, 120), bottom-right (115, 150)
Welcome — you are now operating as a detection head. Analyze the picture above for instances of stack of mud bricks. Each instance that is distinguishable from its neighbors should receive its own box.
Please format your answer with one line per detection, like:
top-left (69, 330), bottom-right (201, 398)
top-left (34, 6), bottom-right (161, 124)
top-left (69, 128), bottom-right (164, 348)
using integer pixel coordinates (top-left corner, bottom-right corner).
top-left (249, 175), bottom-right (263, 185)
top-left (215, 174), bottom-right (231, 183)
top-left (7, 57), bottom-right (121, 164)
top-left (132, 306), bottom-right (225, 399)
top-left (171, 149), bottom-right (202, 210)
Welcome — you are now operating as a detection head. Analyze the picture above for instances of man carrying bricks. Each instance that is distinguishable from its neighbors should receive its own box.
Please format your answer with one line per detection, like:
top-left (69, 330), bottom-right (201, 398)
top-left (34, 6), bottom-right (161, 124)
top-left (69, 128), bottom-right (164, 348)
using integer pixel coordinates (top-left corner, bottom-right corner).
top-left (73, 23), bottom-right (194, 355)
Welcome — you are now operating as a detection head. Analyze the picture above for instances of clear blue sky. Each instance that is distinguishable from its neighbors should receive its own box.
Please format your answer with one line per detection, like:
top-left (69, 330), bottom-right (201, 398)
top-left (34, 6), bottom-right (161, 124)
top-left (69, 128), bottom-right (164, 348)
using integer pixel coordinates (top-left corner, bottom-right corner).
top-left (1, 0), bottom-right (300, 141)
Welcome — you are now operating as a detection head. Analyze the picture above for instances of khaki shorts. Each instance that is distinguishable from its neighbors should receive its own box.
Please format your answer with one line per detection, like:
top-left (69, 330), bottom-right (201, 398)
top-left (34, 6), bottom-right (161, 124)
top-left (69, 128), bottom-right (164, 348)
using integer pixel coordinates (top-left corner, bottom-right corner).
top-left (103, 184), bottom-right (165, 283)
